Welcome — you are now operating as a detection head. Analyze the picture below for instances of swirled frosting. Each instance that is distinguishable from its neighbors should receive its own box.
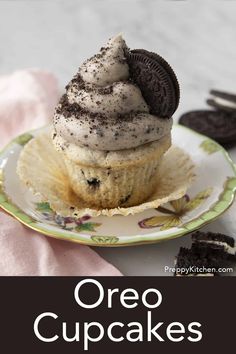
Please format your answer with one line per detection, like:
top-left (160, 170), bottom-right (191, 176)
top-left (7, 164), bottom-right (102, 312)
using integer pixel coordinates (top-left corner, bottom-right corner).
top-left (53, 35), bottom-right (172, 151)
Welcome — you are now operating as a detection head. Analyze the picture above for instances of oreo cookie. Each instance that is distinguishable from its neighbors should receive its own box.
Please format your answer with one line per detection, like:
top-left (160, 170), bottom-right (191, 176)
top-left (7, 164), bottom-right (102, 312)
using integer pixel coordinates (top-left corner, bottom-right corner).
top-left (178, 109), bottom-right (236, 144)
top-left (174, 231), bottom-right (236, 276)
top-left (175, 244), bottom-right (226, 275)
top-left (126, 49), bottom-right (180, 118)
top-left (192, 231), bottom-right (236, 261)
top-left (192, 231), bottom-right (235, 248)
top-left (207, 90), bottom-right (236, 112)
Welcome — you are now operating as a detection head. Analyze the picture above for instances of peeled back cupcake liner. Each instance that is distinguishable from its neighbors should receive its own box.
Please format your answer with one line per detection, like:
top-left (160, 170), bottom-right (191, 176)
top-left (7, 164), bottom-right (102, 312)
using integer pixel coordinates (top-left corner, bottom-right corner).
top-left (17, 130), bottom-right (195, 217)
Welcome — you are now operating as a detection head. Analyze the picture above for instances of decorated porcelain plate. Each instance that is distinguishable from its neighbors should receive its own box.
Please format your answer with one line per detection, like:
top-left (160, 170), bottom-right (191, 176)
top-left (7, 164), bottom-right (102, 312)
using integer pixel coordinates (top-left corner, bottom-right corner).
top-left (0, 124), bottom-right (236, 247)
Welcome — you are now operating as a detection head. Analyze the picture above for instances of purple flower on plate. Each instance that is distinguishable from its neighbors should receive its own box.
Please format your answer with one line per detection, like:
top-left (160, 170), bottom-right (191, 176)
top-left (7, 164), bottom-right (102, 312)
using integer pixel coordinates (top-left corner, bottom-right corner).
top-left (35, 202), bottom-right (100, 233)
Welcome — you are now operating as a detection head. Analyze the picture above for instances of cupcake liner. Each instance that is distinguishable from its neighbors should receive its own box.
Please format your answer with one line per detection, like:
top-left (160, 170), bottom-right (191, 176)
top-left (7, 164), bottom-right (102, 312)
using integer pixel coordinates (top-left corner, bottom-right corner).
top-left (64, 156), bottom-right (163, 209)
top-left (17, 131), bottom-right (195, 217)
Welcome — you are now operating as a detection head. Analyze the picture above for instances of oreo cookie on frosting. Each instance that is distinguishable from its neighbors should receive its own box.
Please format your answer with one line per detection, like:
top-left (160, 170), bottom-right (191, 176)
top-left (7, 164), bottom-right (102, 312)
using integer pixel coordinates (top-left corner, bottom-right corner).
top-left (126, 49), bottom-right (180, 118)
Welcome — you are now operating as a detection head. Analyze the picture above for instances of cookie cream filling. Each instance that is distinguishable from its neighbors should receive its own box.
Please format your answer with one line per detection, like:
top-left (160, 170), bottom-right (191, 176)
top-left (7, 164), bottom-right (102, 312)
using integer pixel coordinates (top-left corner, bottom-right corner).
top-left (53, 34), bottom-right (172, 151)
top-left (210, 96), bottom-right (236, 109)
top-left (197, 240), bottom-right (236, 255)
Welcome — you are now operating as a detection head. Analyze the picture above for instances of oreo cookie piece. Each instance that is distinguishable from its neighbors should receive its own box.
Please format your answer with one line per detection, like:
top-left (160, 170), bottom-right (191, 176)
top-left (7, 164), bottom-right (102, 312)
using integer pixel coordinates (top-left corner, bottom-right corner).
top-left (192, 231), bottom-right (235, 248)
top-left (207, 90), bottom-right (236, 112)
top-left (174, 246), bottom-right (221, 276)
top-left (176, 243), bottom-right (228, 268)
top-left (126, 49), bottom-right (180, 118)
top-left (174, 231), bottom-right (236, 276)
top-left (191, 242), bottom-right (233, 263)
top-left (192, 231), bottom-right (236, 261)
top-left (178, 109), bottom-right (236, 144)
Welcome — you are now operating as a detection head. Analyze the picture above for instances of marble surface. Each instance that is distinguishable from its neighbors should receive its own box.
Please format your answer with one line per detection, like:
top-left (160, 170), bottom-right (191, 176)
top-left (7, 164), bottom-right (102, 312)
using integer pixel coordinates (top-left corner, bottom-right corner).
top-left (0, 0), bottom-right (236, 275)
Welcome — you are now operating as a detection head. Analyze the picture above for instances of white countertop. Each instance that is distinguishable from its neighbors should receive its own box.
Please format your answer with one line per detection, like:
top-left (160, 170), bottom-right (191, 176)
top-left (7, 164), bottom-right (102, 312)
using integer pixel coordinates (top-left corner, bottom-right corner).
top-left (0, 0), bottom-right (235, 275)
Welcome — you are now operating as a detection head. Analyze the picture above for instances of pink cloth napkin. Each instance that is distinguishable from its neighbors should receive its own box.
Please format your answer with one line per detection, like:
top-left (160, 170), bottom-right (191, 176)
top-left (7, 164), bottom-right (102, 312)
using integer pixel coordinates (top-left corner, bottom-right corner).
top-left (0, 69), bottom-right (122, 276)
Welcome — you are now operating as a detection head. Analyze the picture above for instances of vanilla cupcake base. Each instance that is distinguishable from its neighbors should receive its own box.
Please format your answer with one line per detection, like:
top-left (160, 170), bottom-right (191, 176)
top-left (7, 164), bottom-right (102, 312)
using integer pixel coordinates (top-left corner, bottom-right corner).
top-left (64, 156), bottom-right (162, 209)
top-left (55, 134), bottom-right (171, 209)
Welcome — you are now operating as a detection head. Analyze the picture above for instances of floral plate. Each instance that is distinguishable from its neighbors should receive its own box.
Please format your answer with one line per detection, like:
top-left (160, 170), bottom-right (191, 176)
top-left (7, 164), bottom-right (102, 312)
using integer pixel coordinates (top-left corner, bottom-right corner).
top-left (0, 124), bottom-right (236, 247)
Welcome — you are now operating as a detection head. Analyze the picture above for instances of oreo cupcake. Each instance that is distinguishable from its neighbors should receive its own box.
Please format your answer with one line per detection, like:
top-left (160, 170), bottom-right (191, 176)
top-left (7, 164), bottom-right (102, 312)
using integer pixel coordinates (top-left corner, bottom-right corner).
top-left (53, 35), bottom-right (179, 209)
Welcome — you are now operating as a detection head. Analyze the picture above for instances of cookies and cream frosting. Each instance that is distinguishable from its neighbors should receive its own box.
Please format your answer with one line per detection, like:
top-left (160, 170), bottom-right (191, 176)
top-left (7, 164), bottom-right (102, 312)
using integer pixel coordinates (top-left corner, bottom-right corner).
top-left (53, 35), bottom-right (172, 151)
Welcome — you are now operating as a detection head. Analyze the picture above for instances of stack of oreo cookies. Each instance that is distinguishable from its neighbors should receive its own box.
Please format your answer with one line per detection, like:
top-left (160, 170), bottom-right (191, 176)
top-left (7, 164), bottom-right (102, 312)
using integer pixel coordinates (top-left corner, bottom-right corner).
top-left (179, 90), bottom-right (236, 146)
top-left (174, 231), bottom-right (236, 276)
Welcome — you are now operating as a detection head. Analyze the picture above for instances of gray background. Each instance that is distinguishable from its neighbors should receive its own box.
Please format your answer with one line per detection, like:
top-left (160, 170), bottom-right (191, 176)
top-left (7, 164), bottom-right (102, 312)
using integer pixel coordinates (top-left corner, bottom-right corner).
top-left (0, 0), bottom-right (236, 275)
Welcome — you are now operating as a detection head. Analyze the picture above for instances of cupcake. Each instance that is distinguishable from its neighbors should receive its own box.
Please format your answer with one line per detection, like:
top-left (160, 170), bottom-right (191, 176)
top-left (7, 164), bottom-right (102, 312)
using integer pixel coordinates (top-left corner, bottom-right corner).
top-left (52, 35), bottom-right (179, 209)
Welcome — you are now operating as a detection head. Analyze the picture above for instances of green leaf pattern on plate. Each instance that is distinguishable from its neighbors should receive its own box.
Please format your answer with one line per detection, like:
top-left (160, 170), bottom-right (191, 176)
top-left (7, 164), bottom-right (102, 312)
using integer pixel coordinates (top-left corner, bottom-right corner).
top-left (0, 168), bottom-right (3, 183)
top-left (91, 236), bottom-right (119, 244)
top-left (182, 177), bottom-right (236, 231)
top-left (0, 168), bottom-right (4, 195)
top-left (184, 188), bottom-right (213, 211)
top-left (139, 188), bottom-right (213, 230)
top-left (35, 202), bottom-right (102, 233)
top-left (75, 222), bottom-right (102, 232)
top-left (0, 179), bottom-right (35, 224)
top-left (36, 202), bottom-right (53, 213)
top-left (200, 140), bottom-right (221, 155)
top-left (14, 133), bottom-right (33, 146)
